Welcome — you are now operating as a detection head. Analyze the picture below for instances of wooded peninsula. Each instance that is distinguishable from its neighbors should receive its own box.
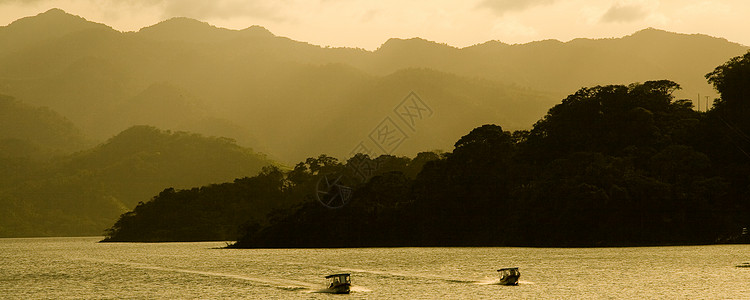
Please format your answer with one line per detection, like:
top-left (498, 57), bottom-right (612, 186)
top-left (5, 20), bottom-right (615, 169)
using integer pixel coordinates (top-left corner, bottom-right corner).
top-left (103, 52), bottom-right (750, 247)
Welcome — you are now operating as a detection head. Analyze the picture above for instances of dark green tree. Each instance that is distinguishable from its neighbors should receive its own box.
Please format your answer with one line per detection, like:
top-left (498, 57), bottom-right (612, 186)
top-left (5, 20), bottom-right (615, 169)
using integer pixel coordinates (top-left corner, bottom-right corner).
top-left (706, 51), bottom-right (750, 132)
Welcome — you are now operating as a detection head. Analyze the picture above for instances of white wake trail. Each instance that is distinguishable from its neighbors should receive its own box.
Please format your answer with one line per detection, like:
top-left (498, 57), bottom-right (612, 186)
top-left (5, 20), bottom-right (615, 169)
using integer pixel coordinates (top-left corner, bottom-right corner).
top-left (80, 258), bottom-right (318, 291)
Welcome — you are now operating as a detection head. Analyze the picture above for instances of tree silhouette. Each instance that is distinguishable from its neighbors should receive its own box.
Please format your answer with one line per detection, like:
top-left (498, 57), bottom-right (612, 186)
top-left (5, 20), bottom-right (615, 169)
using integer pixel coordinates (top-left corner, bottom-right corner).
top-left (707, 51), bottom-right (750, 131)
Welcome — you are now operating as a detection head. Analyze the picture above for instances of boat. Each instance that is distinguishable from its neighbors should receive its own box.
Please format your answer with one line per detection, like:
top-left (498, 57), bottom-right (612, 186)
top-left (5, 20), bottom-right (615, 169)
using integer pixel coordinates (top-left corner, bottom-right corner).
top-left (737, 262), bottom-right (750, 268)
top-left (497, 268), bottom-right (520, 285)
top-left (323, 273), bottom-right (351, 294)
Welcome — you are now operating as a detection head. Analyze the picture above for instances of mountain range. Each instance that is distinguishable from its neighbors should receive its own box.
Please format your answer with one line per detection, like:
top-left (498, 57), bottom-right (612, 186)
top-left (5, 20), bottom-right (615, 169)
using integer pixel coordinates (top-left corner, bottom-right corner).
top-left (1, 8), bottom-right (749, 237)
top-left (1, 8), bottom-right (746, 163)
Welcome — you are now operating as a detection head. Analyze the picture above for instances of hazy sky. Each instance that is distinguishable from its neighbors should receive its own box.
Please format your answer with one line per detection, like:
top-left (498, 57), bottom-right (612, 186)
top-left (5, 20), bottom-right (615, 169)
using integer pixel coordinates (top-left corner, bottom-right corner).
top-left (1, 0), bottom-right (747, 50)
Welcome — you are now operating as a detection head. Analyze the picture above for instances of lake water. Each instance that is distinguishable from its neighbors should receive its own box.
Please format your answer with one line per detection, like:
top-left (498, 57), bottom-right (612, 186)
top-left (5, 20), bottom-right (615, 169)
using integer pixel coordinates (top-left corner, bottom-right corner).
top-left (1, 237), bottom-right (748, 299)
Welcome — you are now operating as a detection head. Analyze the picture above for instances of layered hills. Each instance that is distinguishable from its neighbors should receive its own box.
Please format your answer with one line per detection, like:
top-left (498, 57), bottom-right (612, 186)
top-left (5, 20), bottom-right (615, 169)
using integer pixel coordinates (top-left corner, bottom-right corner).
top-left (0, 123), bottom-right (274, 237)
top-left (1, 9), bottom-right (746, 163)
top-left (0, 94), bottom-right (90, 159)
top-left (1, 9), bottom-right (749, 238)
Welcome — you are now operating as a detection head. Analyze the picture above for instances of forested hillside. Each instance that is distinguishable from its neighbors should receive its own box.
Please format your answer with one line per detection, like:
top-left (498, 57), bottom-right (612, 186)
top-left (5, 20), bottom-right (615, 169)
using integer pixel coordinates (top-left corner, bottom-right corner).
top-left (0, 126), bottom-right (274, 237)
top-left (1, 9), bottom-right (746, 163)
top-left (3, 9), bottom-right (749, 240)
top-left (105, 52), bottom-right (750, 246)
top-left (0, 94), bottom-right (89, 159)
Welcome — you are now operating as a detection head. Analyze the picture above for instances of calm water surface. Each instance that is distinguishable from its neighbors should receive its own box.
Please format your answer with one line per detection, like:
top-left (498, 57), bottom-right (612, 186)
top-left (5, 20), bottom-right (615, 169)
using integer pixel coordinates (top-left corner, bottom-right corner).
top-left (1, 237), bottom-right (748, 299)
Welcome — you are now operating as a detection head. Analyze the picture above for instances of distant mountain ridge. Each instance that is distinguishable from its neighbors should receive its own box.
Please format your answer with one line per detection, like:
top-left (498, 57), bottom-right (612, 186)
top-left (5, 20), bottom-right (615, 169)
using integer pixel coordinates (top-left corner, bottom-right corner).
top-left (137, 17), bottom-right (274, 42)
top-left (0, 8), bottom-right (114, 56)
top-left (0, 94), bottom-right (90, 158)
top-left (0, 125), bottom-right (276, 237)
top-left (3, 9), bottom-right (744, 53)
top-left (0, 9), bottom-right (747, 164)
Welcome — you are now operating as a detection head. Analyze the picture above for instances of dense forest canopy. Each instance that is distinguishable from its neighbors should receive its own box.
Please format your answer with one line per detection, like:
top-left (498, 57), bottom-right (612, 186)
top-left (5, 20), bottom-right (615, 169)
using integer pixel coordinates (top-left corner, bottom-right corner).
top-left (0, 125), bottom-right (274, 237)
top-left (105, 51), bottom-right (750, 246)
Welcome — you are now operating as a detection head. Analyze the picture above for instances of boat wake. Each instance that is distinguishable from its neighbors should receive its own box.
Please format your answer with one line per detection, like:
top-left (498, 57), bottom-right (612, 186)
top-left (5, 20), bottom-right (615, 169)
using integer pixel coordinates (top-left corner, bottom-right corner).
top-left (350, 286), bottom-right (373, 292)
top-left (474, 277), bottom-right (534, 285)
top-left (474, 277), bottom-right (501, 285)
top-left (304, 264), bottom-right (480, 284)
top-left (325, 266), bottom-right (419, 279)
top-left (307, 286), bottom-right (372, 294)
top-left (80, 258), bottom-right (319, 292)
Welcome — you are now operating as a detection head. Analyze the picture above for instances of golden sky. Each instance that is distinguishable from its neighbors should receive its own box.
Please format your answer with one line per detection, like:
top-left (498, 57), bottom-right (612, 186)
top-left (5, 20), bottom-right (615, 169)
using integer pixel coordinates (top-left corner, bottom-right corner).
top-left (1, 0), bottom-right (748, 50)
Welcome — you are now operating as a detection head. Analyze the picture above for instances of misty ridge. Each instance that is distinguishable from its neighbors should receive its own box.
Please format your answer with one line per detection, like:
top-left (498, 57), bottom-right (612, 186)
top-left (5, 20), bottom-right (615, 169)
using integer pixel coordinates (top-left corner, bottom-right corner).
top-left (1, 8), bottom-right (749, 239)
top-left (2, 9), bottom-right (748, 162)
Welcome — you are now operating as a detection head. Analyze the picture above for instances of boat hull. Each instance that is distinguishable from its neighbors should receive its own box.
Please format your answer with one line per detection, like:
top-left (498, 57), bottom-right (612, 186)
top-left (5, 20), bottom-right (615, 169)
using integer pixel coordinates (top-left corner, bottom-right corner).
top-left (324, 283), bottom-right (351, 294)
top-left (498, 275), bottom-right (520, 285)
